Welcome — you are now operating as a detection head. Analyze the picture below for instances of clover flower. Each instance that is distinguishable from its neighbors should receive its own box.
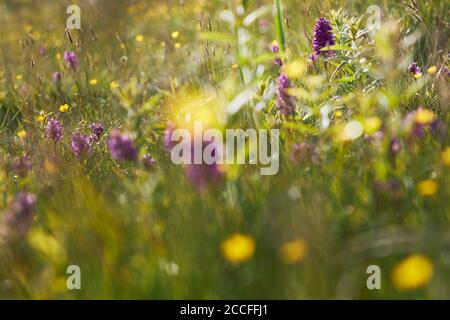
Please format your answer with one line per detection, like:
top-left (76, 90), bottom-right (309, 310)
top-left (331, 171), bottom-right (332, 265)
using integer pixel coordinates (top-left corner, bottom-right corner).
top-left (312, 17), bottom-right (335, 57)
top-left (71, 133), bottom-right (92, 159)
top-left (46, 117), bottom-right (63, 143)
top-left (107, 129), bottom-right (138, 161)
top-left (64, 50), bottom-right (79, 68)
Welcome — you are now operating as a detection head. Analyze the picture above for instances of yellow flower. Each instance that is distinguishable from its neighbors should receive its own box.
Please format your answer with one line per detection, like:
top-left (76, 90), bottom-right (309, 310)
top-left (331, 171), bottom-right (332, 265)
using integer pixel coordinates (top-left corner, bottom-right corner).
top-left (221, 233), bottom-right (255, 264)
top-left (280, 238), bottom-right (308, 265)
top-left (35, 111), bottom-right (46, 123)
top-left (231, 64), bottom-right (239, 70)
top-left (414, 72), bottom-right (422, 79)
top-left (161, 41), bottom-right (166, 48)
top-left (135, 34), bottom-right (144, 42)
top-left (174, 42), bottom-right (181, 49)
top-left (171, 31), bottom-right (180, 39)
top-left (285, 60), bottom-right (306, 79)
top-left (414, 109), bottom-right (435, 125)
top-left (55, 53), bottom-right (62, 60)
top-left (363, 117), bottom-right (382, 134)
top-left (427, 66), bottom-right (437, 75)
top-left (417, 179), bottom-right (438, 196)
top-left (43, 159), bottom-right (58, 175)
top-left (110, 81), bottom-right (119, 90)
top-left (391, 254), bottom-right (433, 290)
top-left (441, 147), bottom-right (450, 166)
top-left (89, 79), bottom-right (98, 86)
top-left (16, 74), bottom-right (23, 81)
top-left (59, 103), bottom-right (69, 113)
top-left (119, 43), bottom-right (126, 49)
top-left (17, 130), bottom-right (27, 139)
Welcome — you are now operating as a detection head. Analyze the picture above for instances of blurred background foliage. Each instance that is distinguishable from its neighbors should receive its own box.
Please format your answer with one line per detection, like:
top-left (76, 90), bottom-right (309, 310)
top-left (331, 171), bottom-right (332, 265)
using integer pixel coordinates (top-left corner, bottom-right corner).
top-left (0, 0), bottom-right (449, 299)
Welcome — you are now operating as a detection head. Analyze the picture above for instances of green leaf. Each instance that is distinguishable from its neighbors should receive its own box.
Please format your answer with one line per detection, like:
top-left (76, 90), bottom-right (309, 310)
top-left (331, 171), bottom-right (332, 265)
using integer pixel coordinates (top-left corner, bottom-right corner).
top-left (274, 0), bottom-right (285, 51)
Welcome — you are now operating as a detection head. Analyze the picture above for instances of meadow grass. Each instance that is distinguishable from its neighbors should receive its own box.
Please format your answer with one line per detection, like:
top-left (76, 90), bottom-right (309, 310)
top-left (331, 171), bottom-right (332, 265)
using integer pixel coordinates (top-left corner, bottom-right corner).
top-left (0, 0), bottom-right (449, 299)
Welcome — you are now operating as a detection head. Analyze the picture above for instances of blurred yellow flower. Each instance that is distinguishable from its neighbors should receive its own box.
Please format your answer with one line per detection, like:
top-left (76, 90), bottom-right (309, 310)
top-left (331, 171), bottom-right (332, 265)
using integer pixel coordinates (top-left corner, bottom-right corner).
top-left (171, 31), bottom-right (180, 39)
top-left (280, 238), bottom-right (308, 265)
top-left (59, 103), bottom-right (69, 113)
top-left (17, 130), bottom-right (27, 139)
top-left (35, 111), bottom-right (47, 123)
top-left (414, 73), bottom-right (422, 79)
top-left (231, 64), bottom-right (239, 70)
top-left (391, 254), bottom-right (433, 290)
top-left (285, 60), bottom-right (306, 79)
top-left (441, 147), bottom-right (450, 166)
top-left (120, 43), bottom-right (126, 49)
top-left (417, 179), bottom-right (438, 196)
top-left (174, 42), bottom-right (181, 49)
top-left (427, 66), bottom-right (437, 75)
top-left (110, 81), bottom-right (119, 90)
top-left (16, 74), bottom-right (23, 81)
top-left (161, 41), bottom-right (166, 48)
top-left (414, 109), bottom-right (435, 125)
top-left (363, 117), bottom-right (382, 134)
top-left (135, 34), bottom-right (144, 42)
top-left (44, 159), bottom-right (58, 175)
top-left (221, 233), bottom-right (255, 264)
top-left (55, 53), bottom-right (62, 60)
top-left (90, 79), bottom-right (98, 86)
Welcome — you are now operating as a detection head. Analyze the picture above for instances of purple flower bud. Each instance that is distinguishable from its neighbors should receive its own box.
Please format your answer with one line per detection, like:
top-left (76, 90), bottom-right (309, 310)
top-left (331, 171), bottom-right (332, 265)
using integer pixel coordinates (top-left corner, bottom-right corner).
top-left (64, 50), bottom-right (79, 68)
top-left (107, 129), bottom-right (138, 162)
top-left (52, 71), bottom-right (62, 83)
top-left (46, 117), bottom-right (63, 143)
top-left (390, 137), bottom-right (401, 156)
top-left (274, 57), bottom-right (283, 66)
top-left (89, 122), bottom-right (105, 141)
top-left (408, 62), bottom-right (421, 75)
top-left (12, 155), bottom-right (32, 177)
top-left (71, 133), bottom-right (92, 159)
top-left (276, 74), bottom-right (295, 116)
top-left (312, 17), bottom-right (335, 57)
top-left (142, 154), bottom-right (156, 169)
top-left (271, 42), bottom-right (279, 53)
top-left (2, 192), bottom-right (37, 238)
top-left (163, 123), bottom-right (176, 151)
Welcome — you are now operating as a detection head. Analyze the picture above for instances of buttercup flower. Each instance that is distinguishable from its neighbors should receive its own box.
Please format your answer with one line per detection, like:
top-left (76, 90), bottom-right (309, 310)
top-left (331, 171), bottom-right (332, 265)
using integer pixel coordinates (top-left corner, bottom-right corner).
top-left (107, 129), bottom-right (138, 161)
top-left (391, 254), bottom-right (433, 290)
top-left (71, 133), bottom-right (92, 159)
top-left (46, 117), bottom-right (63, 143)
top-left (221, 233), bottom-right (255, 264)
top-left (59, 103), bottom-right (69, 113)
top-left (312, 17), bottom-right (335, 57)
top-left (280, 238), bottom-right (309, 265)
top-left (64, 50), bottom-right (79, 68)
